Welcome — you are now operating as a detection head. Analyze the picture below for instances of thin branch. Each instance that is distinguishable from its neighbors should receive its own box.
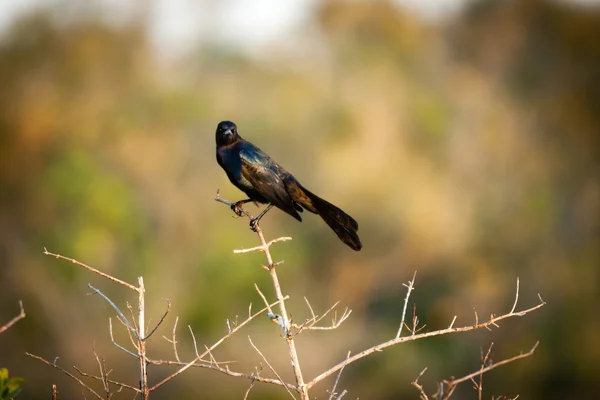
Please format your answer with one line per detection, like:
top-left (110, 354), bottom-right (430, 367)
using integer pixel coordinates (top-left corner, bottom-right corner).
top-left (447, 341), bottom-right (539, 388)
top-left (216, 192), bottom-right (308, 399)
top-left (148, 296), bottom-right (289, 391)
top-left (254, 284), bottom-right (275, 315)
top-left (0, 300), bottom-right (26, 334)
top-left (412, 368), bottom-right (429, 400)
top-left (291, 302), bottom-right (352, 334)
top-left (244, 379), bottom-right (256, 400)
top-left (44, 249), bottom-right (139, 293)
top-left (89, 285), bottom-right (137, 338)
top-left (136, 277), bottom-right (148, 398)
top-left (144, 299), bottom-right (170, 340)
top-left (26, 353), bottom-right (104, 400)
top-left (510, 277), bottom-right (520, 314)
top-left (328, 351), bottom-right (350, 400)
top-left (164, 316), bottom-right (181, 363)
top-left (234, 237), bottom-right (293, 254)
top-left (306, 279), bottom-right (545, 390)
top-left (476, 343), bottom-right (494, 400)
top-left (249, 336), bottom-right (297, 399)
top-left (109, 318), bottom-right (138, 358)
top-left (149, 358), bottom-right (298, 391)
top-left (92, 346), bottom-right (110, 396)
top-left (397, 271), bottom-right (417, 338)
top-left (72, 366), bottom-right (139, 393)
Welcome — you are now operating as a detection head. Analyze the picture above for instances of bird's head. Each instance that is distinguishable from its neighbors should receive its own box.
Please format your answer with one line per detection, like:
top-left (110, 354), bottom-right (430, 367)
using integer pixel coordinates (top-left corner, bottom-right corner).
top-left (215, 121), bottom-right (240, 146)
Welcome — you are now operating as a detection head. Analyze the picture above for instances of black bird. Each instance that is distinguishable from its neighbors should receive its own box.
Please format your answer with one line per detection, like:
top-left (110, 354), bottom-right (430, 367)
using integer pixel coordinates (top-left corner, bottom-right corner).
top-left (215, 121), bottom-right (362, 251)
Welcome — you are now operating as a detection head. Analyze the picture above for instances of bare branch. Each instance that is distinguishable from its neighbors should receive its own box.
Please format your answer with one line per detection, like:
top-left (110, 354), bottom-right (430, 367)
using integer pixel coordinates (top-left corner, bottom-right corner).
top-left (144, 299), bottom-right (171, 340)
top-left (397, 271), bottom-right (417, 338)
top-left (412, 368), bottom-right (429, 400)
top-left (510, 278), bottom-right (520, 314)
top-left (216, 192), bottom-right (308, 399)
top-left (328, 351), bottom-right (350, 400)
top-left (254, 283), bottom-right (274, 315)
top-left (109, 318), bottom-right (138, 358)
top-left (89, 285), bottom-right (136, 338)
top-left (0, 300), bottom-right (25, 334)
top-left (291, 302), bottom-right (352, 334)
top-left (92, 345), bottom-right (110, 396)
top-left (306, 279), bottom-right (545, 390)
top-left (244, 379), bottom-right (256, 400)
top-left (149, 357), bottom-right (298, 391)
top-left (72, 366), bottom-right (139, 393)
top-left (26, 353), bottom-right (105, 399)
top-left (249, 336), bottom-right (297, 399)
top-left (148, 296), bottom-right (289, 391)
top-left (234, 236), bottom-right (293, 254)
top-left (166, 316), bottom-right (181, 362)
top-left (447, 341), bottom-right (539, 388)
top-left (44, 249), bottom-right (138, 292)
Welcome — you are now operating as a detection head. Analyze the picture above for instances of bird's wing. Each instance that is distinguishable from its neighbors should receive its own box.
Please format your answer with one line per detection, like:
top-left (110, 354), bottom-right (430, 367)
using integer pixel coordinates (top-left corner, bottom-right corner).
top-left (239, 147), bottom-right (301, 220)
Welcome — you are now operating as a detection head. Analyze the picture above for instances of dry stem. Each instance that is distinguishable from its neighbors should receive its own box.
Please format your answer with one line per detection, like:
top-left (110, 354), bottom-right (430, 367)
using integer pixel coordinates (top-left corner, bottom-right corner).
top-left (216, 190), bottom-right (309, 399)
top-left (0, 300), bottom-right (26, 334)
top-left (306, 278), bottom-right (545, 390)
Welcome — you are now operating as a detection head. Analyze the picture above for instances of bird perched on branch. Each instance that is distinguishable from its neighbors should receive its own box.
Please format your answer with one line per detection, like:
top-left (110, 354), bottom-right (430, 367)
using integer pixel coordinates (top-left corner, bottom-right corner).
top-left (215, 121), bottom-right (362, 251)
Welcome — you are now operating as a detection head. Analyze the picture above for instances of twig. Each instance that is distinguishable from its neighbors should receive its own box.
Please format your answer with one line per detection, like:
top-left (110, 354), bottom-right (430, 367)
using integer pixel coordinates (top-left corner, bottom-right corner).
top-left (244, 379), bottom-right (256, 400)
top-left (167, 317), bottom-right (181, 362)
top-left (89, 285), bottom-right (137, 338)
top-left (447, 341), bottom-right (539, 388)
top-left (216, 191), bottom-right (308, 399)
top-left (476, 343), bottom-right (494, 400)
top-left (248, 336), bottom-right (297, 399)
top-left (234, 237), bottom-right (293, 254)
top-left (328, 351), bottom-right (350, 400)
top-left (510, 278), bottom-right (520, 314)
top-left (109, 319), bottom-right (139, 360)
top-left (254, 284), bottom-right (274, 315)
top-left (412, 368), bottom-right (429, 400)
top-left (137, 277), bottom-right (149, 398)
top-left (144, 299), bottom-right (171, 340)
top-left (26, 353), bottom-right (105, 399)
top-left (306, 279), bottom-right (545, 390)
top-left (44, 248), bottom-right (139, 293)
top-left (0, 300), bottom-right (26, 334)
top-left (291, 301), bottom-right (352, 334)
top-left (92, 346), bottom-right (110, 396)
top-left (149, 357), bottom-right (298, 390)
top-left (148, 296), bottom-right (290, 391)
top-left (397, 271), bottom-right (417, 338)
top-left (72, 366), bottom-right (139, 393)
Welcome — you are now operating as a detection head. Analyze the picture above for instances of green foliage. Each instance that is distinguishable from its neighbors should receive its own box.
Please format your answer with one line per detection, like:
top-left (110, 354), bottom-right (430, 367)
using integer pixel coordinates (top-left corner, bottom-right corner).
top-left (0, 368), bottom-right (23, 400)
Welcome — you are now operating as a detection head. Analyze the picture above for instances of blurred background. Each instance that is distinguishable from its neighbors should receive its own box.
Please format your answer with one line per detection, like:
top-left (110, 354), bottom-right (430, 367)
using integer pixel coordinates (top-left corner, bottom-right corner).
top-left (0, 0), bottom-right (598, 398)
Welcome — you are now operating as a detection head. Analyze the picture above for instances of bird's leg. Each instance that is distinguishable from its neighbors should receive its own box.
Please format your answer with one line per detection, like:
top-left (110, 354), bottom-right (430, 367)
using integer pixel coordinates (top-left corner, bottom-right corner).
top-left (231, 199), bottom-right (253, 216)
top-left (250, 204), bottom-right (274, 232)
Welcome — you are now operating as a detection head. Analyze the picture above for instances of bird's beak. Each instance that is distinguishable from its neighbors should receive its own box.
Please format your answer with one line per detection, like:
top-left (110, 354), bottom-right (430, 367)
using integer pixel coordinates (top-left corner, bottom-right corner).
top-left (224, 129), bottom-right (233, 136)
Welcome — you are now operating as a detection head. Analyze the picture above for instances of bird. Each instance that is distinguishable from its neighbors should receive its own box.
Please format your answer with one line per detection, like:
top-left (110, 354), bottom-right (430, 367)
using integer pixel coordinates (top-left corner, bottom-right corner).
top-left (215, 120), bottom-right (362, 251)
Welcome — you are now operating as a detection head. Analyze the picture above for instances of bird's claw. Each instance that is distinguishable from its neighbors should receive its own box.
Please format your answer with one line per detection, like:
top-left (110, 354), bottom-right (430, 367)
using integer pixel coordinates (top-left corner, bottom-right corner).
top-left (231, 202), bottom-right (244, 217)
top-left (249, 218), bottom-right (259, 232)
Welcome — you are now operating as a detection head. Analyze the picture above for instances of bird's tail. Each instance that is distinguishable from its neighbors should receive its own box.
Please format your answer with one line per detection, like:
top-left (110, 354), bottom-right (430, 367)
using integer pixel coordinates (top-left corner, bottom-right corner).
top-left (298, 185), bottom-right (362, 251)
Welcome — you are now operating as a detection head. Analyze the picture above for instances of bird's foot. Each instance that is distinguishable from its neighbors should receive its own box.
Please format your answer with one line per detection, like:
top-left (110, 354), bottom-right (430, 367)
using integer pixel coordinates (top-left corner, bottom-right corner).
top-left (231, 201), bottom-right (245, 217)
top-left (249, 217), bottom-right (260, 232)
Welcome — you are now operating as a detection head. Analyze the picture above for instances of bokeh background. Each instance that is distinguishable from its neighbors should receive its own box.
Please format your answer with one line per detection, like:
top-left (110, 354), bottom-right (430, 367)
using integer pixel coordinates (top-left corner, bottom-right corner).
top-left (1, 0), bottom-right (598, 398)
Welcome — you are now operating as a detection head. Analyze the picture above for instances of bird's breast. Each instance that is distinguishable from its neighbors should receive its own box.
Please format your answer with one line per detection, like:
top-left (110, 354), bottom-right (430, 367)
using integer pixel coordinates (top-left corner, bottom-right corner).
top-left (218, 148), bottom-right (255, 193)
